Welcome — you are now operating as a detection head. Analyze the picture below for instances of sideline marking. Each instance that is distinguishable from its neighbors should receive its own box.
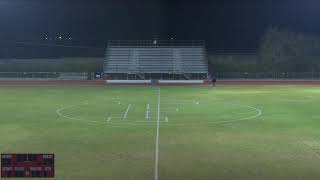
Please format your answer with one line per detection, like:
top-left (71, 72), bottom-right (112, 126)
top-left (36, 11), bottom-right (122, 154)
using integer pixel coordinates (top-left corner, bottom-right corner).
top-left (154, 87), bottom-right (161, 180)
top-left (123, 104), bottom-right (131, 119)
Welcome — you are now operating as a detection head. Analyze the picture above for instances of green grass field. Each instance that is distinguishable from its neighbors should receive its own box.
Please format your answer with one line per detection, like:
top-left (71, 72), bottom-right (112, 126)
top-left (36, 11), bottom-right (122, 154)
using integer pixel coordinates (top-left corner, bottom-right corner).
top-left (1, 85), bottom-right (320, 180)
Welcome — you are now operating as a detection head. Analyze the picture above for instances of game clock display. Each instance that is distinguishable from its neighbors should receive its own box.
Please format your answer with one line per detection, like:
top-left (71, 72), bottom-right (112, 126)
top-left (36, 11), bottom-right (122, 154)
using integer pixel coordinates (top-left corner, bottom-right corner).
top-left (1, 154), bottom-right (54, 178)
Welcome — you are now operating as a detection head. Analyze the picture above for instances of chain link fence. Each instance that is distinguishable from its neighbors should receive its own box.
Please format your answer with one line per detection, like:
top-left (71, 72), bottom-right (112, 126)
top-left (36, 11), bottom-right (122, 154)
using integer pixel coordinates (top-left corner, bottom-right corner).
top-left (213, 72), bottom-right (320, 80)
top-left (0, 72), bottom-right (90, 80)
top-left (1, 72), bottom-right (320, 80)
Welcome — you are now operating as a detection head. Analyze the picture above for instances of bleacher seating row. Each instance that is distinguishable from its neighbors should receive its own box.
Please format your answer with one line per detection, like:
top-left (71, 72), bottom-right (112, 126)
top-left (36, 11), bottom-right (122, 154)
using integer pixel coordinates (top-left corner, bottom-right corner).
top-left (104, 47), bottom-right (208, 74)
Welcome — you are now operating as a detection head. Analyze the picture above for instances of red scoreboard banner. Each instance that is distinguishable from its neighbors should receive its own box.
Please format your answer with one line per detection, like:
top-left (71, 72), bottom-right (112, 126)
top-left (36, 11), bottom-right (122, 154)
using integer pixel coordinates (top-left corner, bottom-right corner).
top-left (1, 154), bottom-right (54, 178)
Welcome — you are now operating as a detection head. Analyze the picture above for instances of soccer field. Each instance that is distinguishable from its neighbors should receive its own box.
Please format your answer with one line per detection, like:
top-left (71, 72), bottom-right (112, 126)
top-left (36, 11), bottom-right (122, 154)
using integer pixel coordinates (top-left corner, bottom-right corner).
top-left (1, 85), bottom-right (320, 179)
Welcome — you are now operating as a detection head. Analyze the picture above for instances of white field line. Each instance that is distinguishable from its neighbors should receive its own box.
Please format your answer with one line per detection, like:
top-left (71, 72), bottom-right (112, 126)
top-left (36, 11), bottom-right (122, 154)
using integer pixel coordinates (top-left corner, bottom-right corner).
top-left (56, 97), bottom-right (262, 127)
top-left (154, 87), bottom-right (161, 180)
top-left (165, 104), bottom-right (263, 126)
top-left (104, 103), bottom-right (262, 126)
top-left (146, 104), bottom-right (150, 119)
top-left (56, 101), bottom-right (159, 126)
top-left (123, 104), bottom-right (131, 119)
top-left (56, 105), bottom-right (104, 124)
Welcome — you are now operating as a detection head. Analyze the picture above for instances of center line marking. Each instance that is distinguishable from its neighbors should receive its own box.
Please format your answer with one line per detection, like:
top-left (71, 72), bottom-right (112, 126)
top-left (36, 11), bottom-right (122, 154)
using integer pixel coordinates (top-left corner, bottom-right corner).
top-left (154, 87), bottom-right (161, 180)
top-left (123, 104), bottom-right (131, 119)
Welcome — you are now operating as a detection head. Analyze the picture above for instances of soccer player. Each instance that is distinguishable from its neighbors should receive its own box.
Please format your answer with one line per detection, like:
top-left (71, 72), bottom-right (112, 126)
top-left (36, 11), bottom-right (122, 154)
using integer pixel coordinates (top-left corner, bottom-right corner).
top-left (212, 76), bottom-right (217, 87)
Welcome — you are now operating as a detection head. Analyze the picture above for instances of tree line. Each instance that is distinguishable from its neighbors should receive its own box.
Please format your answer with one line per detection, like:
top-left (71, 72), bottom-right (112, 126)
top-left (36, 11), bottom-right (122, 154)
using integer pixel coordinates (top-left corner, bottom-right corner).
top-left (209, 27), bottom-right (320, 73)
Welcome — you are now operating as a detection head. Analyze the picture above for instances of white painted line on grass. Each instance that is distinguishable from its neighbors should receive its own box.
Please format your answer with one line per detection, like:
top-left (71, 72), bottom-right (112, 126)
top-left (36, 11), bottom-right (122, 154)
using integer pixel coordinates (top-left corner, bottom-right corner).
top-left (154, 87), bottom-right (161, 180)
top-left (56, 105), bottom-right (103, 124)
top-left (123, 104), bottom-right (131, 119)
top-left (165, 104), bottom-right (263, 126)
top-left (146, 104), bottom-right (150, 119)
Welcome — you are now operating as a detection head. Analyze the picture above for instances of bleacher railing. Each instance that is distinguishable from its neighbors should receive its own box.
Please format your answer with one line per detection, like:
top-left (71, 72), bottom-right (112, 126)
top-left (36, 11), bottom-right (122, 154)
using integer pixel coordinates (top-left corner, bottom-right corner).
top-left (107, 40), bottom-right (206, 47)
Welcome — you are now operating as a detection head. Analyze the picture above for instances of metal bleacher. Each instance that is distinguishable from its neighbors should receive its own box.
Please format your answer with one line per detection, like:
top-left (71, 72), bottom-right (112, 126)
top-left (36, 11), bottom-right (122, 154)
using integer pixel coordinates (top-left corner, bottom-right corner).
top-left (104, 40), bottom-right (208, 80)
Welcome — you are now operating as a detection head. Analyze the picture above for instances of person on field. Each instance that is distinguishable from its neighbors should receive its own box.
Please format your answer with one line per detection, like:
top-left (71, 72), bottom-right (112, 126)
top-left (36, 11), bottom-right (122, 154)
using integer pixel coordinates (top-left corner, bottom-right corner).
top-left (212, 76), bottom-right (217, 87)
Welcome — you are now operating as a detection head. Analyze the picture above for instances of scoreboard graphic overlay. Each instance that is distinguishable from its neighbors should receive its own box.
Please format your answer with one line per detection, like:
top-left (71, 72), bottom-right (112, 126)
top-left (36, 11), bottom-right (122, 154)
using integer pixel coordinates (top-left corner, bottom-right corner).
top-left (1, 154), bottom-right (54, 178)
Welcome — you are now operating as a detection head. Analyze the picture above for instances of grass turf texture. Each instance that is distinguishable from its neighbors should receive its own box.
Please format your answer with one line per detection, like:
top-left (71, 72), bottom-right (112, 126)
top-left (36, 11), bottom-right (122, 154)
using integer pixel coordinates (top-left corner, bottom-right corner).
top-left (1, 85), bottom-right (320, 179)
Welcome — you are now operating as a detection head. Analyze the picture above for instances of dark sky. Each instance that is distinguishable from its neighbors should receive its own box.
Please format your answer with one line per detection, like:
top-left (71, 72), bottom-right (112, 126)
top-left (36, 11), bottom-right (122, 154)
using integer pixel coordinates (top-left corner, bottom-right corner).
top-left (1, 0), bottom-right (320, 51)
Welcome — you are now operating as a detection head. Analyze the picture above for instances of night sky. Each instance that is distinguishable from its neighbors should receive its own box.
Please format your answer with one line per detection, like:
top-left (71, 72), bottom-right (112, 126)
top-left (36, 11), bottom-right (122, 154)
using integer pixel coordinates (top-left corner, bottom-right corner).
top-left (1, 0), bottom-right (320, 51)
